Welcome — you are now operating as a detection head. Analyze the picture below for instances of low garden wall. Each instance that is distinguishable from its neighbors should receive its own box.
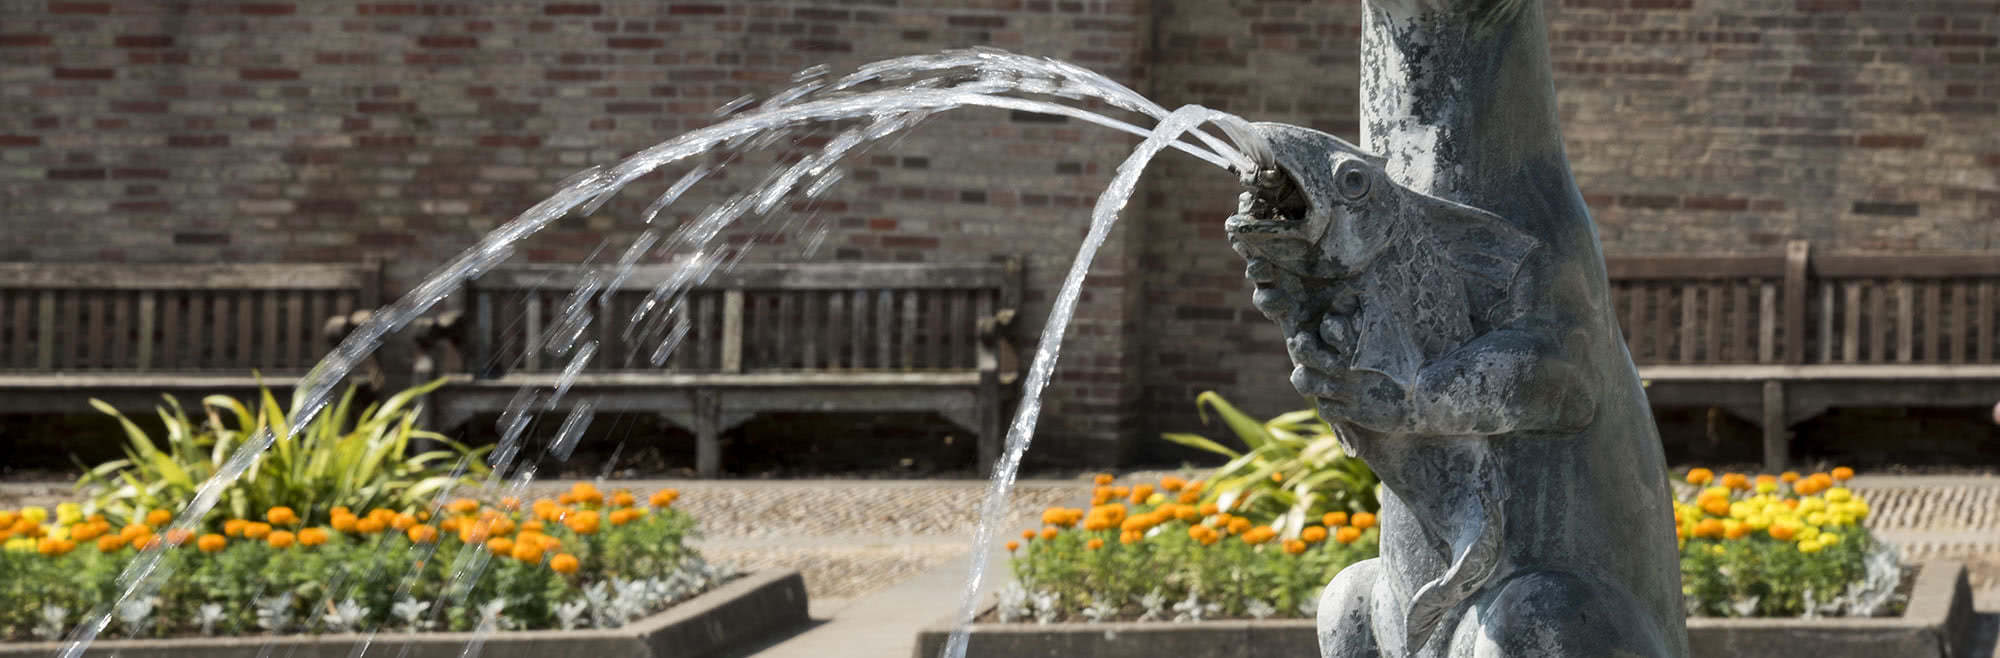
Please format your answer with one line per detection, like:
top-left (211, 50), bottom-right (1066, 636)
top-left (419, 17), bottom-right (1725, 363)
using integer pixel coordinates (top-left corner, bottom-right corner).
top-left (913, 561), bottom-right (1975, 658)
top-left (0, 569), bottom-right (807, 658)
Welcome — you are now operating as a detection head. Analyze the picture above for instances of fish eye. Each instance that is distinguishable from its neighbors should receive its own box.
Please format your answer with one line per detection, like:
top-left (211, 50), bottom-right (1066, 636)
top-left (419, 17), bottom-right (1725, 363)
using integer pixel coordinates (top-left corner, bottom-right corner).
top-left (1334, 160), bottom-right (1370, 201)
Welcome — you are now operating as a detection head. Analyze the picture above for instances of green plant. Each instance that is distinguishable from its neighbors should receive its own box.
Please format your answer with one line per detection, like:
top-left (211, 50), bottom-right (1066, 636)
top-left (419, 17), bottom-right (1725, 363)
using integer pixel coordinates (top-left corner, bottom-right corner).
top-left (1162, 392), bottom-right (1379, 531)
top-left (77, 379), bottom-right (489, 528)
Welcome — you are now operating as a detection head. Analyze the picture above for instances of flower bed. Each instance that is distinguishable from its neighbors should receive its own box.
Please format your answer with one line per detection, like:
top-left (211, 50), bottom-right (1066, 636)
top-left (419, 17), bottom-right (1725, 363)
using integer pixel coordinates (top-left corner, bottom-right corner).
top-left (1673, 467), bottom-right (1903, 618)
top-left (0, 483), bottom-right (736, 641)
top-left (998, 474), bottom-right (1380, 623)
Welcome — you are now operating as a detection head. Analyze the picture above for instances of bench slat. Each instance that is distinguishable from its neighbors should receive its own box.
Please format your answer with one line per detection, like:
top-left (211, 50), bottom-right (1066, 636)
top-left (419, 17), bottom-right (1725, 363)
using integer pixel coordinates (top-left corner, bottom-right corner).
top-left (1979, 281), bottom-right (1994, 363)
top-left (1679, 283), bottom-right (1697, 364)
top-left (135, 291), bottom-right (155, 371)
top-left (1842, 282), bottom-right (1861, 363)
top-left (875, 290), bottom-right (892, 370)
top-left (1758, 281), bottom-right (1776, 363)
top-left (1897, 281), bottom-right (1914, 363)
top-left (849, 290), bottom-right (866, 369)
top-left (899, 290), bottom-right (918, 371)
top-left (0, 263), bottom-right (371, 290)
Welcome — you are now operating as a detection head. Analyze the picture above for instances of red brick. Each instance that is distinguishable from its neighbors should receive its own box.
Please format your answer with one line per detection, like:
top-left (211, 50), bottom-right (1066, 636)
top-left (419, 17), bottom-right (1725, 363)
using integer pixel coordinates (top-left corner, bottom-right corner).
top-left (48, 2), bottom-right (110, 14)
top-left (1795, 0), bottom-right (1860, 11)
top-left (0, 135), bottom-right (39, 147)
top-left (1683, 196), bottom-right (1750, 211)
top-left (240, 68), bottom-right (300, 80)
top-left (947, 15), bottom-right (1007, 28)
top-left (47, 168), bottom-right (107, 180)
top-left (418, 34), bottom-right (478, 48)
top-left (114, 34), bottom-right (175, 48)
top-left (477, 135), bottom-right (541, 147)
top-left (607, 37), bottom-right (663, 48)
top-left (1856, 134), bottom-right (1926, 149)
top-left (546, 69), bottom-right (603, 81)
top-left (53, 68), bottom-right (114, 80)
top-left (239, 3), bottom-right (297, 15)
top-left (111, 100), bottom-right (167, 113)
top-left (166, 135), bottom-right (229, 148)
top-left (1618, 195), bottom-right (1678, 209)
top-left (669, 4), bottom-right (726, 15)
top-left (544, 4), bottom-right (602, 15)
top-left (0, 34), bottom-right (52, 47)
top-left (605, 102), bottom-right (661, 113)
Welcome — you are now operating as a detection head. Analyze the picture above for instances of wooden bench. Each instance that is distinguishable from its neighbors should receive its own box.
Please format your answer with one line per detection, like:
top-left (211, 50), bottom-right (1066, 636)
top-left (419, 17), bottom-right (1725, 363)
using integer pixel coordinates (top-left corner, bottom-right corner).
top-left (1608, 241), bottom-right (2000, 469)
top-left (0, 262), bottom-right (384, 414)
top-left (425, 259), bottom-right (1023, 476)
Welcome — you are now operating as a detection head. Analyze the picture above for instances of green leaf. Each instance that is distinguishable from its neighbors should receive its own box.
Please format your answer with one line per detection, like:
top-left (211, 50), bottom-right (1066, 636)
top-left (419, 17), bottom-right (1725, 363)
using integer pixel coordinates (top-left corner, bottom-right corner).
top-left (1159, 432), bottom-right (1242, 459)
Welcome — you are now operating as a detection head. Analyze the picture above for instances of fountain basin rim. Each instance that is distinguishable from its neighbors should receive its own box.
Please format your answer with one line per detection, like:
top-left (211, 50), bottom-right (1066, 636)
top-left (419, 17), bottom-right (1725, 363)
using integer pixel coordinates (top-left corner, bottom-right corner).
top-left (913, 561), bottom-right (1976, 658)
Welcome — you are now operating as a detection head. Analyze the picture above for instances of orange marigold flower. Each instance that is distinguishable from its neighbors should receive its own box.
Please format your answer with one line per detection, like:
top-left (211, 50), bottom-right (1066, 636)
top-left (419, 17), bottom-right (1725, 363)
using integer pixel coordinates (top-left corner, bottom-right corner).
top-left (1351, 513), bottom-right (1378, 530)
top-left (299, 528), bottom-right (330, 547)
top-left (224, 519), bottom-right (249, 537)
top-left (1809, 473), bottom-right (1835, 490)
top-left (243, 522), bottom-right (273, 540)
top-left (611, 491), bottom-right (637, 508)
top-left (1160, 476), bottom-right (1186, 492)
top-left (119, 524), bottom-right (149, 541)
top-left (1302, 526), bottom-right (1328, 543)
top-left (406, 524), bottom-right (438, 544)
top-left (557, 492), bottom-right (578, 505)
top-left (570, 483), bottom-right (604, 505)
top-left (487, 537), bottom-right (515, 557)
top-left (1129, 484), bottom-right (1155, 503)
top-left (511, 540), bottom-right (543, 563)
top-left (70, 523), bottom-right (103, 542)
top-left (1021, 529), bottom-right (1035, 540)
top-left (1199, 502), bottom-right (1219, 516)
top-left (266, 530), bottom-right (295, 549)
top-left (1177, 490), bottom-right (1201, 504)
top-left (1242, 526), bottom-right (1277, 545)
top-left (1685, 468), bottom-right (1714, 485)
top-left (447, 498), bottom-right (481, 515)
top-left (391, 514), bottom-right (418, 531)
top-left (330, 513), bottom-right (358, 533)
top-left (36, 537), bottom-right (63, 556)
top-left (1119, 530), bottom-right (1141, 544)
top-left (1094, 473), bottom-right (1114, 485)
top-left (1087, 537), bottom-right (1105, 550)
top-left (355, 517), bottom-right (385, 534)
top-left (145, 509), bottom-right (172, 527)
top-left (1283, 539), bottom-right (1307, 555)
top-left (549, 553), bottom-right (580, 574)
top-left (1039, 526), bottom-right (1059, 541)
top-left (1270, 472), bottom-right (1284, 482)
top-left (266, 507), bottom-right (298, 526)
top-left (648, 489), bottom-right (679, 507)
top-left (1830, 466), bottom-right (1854, 481)
top-left (1335, 526), bottom-right (1363, 544)
top-left (1767, 523), bottom-right (1796, 541)
top-left (1701, 498), bottom-right (1731, 517)
top-left (499, 496), bottom-right (522, 511)
top-left (1005, 540), bottom-right (1020, 552)
top-left (1780, 471), bottom-right (1801, 483)
top-left (1720, 473), bottom-right (1750, 491)
top-left (520, 520), bottom-right (545, 533)
top-left (564, 510), bottom-right (601, 535)
top-left (1174, 505), bottom-right (1201, 523)
top-left (1755, 474), bottom-right (1778, 486)
top-left (1227, 517), bottom-right (1252, 535)
top-left (1694, 519), bottom-right (1724, 539)
top-left (1322, 511), bottom-right (1349, 527)
top-left (163, 528), bottom-right (194, 546)
top-left (97, 534), bottom-right (127, 552)
top-left (134, 533), bottom-right (162, 550)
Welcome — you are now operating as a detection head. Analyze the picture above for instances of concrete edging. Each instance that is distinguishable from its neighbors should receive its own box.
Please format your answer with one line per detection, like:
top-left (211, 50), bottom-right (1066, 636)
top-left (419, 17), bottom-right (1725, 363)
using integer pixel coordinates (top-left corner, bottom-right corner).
top-left (2, 569), bottom-right (808, 658)
top-left (913, 561), bottom-right (1974, 658)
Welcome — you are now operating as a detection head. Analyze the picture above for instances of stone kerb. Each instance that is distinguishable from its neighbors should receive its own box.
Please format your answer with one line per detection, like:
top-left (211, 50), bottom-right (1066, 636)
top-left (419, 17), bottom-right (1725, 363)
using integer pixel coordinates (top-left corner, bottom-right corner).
top-left (914, 562), bottom-right (1975, 658)
top-left (0, 570), bottom-right (807, 658)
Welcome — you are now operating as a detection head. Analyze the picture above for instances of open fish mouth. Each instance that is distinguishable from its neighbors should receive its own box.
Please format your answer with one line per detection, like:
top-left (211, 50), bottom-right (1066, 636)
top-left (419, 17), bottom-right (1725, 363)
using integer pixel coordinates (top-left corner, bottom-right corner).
top-left (1226, 164), bottom-right (1312, 287)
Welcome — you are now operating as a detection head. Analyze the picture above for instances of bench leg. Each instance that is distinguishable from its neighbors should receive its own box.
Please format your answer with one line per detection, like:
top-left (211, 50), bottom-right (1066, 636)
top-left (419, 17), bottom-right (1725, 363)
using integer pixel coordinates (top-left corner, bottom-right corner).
top-left (1761, 380), bottom-right (1788, 472)
top-left (977, 371), bottom-right (1002, 478)
top-left (694, 389), bottom-right (721, 478)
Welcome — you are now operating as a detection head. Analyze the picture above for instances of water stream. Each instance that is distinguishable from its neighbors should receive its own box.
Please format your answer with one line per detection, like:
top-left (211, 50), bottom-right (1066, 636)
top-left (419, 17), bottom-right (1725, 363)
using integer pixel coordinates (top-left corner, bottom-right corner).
top-left (57, 49), bottom-right (1272, 658)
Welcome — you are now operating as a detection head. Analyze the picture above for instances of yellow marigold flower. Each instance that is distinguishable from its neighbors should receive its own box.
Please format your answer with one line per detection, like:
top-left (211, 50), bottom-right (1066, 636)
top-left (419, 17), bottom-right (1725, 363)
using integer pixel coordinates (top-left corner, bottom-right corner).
top-left (21, 507), bottom-right (47, 524)
top-left (1086, 538), bottom-right (1105, 550)
top-left (1241, 526), bottom-right (1276, 545)
top-left (550, 553), bottom-right (580, 574)
top-left (330, 513), bottom-right (358, 533)
top-left (1322, 511), bottom-right (1349, 527)
top-left (1005, 540), bottom-right (1019, 552)
top-left (145, 509), bottom-right (172, 527)
top-left (1160, 476), bottom-right (1186, 492)
top-left (266, 507), bottom-right (298, 526)
top-left (1685, 468), bottom-right (1714, 485)
top-left (1351, 512), bottom-right (1378, 530)
top-left (1094, 473), bottom-right (1114, 485)
top-left (55, 503), bottom-right (81, 526)
top-left (243, 522), bottom-right (272, 540)
top-left (1825, 487), bottom-right (1852, 503)
top-left (511, 540), bottom-right (543, 563)
top-left (266, 530), bottom-right (295, 549)
top-left (611, 491), bottom-right (637, 508)
top-left (565, 510), bottom-right (601, 535)
top-left (1755, 480), bottom-right (1778, 494)
top-left (406, 524), bottom-right (438, 544)
top-left (1040, 526), bottom-right (1059, 541)
top-left (96, 534), bottom-right (126, 552)
top-left (1746, 514), bottom-right (1772, 530)
top-left (1798, 539), bottom-right (1825, 554)
top-left (1302, 526), bottom-right (1328, 543)
top-left (1830, 466), bottom-right (1854, 481)
top-left (1283, 539), bottom-right (1307, 555)
top-left (447, 498), bottom-right (481, 515)
top-left (355, 517), bottom-right (385, 535)
top-left (487, 537), bottom-right (515, 557)
top-left (0, 511), bottom-right (13, 527)
top-left (1722, 520), bottom-right (1749, 540)
top-left (1335, 526), bottom-right (1362, 544)
top-left (649, 489), bottom-right (680, 507)
top-left (299, 528), bottom-right (329, 547)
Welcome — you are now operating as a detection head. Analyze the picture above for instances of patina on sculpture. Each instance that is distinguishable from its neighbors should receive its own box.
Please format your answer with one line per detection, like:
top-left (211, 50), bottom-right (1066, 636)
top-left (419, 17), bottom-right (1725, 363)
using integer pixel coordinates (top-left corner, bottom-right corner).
top-left (1225, 0), bottom-right (1688, 656)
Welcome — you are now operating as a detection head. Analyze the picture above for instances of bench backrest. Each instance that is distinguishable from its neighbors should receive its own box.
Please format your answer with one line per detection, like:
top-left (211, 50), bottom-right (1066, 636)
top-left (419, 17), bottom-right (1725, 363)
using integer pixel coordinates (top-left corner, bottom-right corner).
top-left (462, 260), bottom-right (1022, 375)
top-left (0, 263), bottom-right (381, 373)
top-left (1608, 244), bottom-right (2000, 366)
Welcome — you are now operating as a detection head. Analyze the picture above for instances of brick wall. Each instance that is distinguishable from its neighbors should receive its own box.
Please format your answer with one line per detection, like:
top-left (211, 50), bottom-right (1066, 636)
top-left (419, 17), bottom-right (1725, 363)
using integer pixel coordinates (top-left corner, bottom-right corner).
top-left (3, 0), bottom-right (1994, 467)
